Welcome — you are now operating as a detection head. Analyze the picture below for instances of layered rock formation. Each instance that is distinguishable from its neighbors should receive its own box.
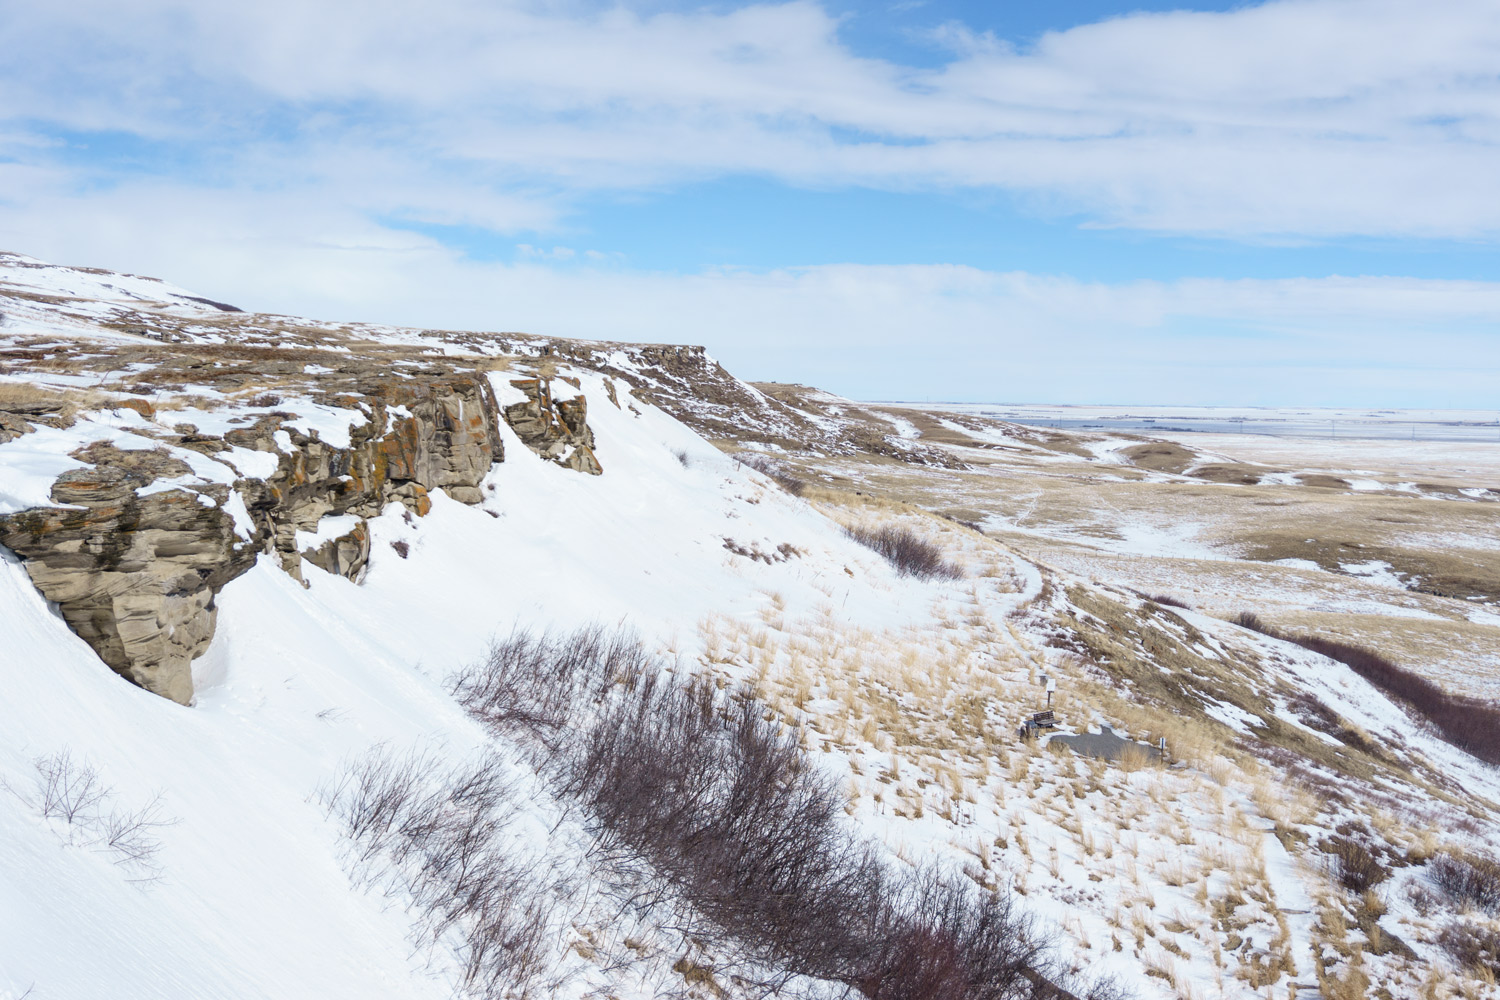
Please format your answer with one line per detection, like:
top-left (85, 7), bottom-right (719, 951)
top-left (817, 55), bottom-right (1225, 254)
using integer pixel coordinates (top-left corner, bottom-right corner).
top-left (503, 377), bottom-right (603, 475)
top-left (0, 467), bottom-right (251, 705)
top-left (0, 372), bottom-right (609, 705)
top-left (228, 373), bottom-right (506, 581)
top-left (1, 255), bottom-right (641, 706)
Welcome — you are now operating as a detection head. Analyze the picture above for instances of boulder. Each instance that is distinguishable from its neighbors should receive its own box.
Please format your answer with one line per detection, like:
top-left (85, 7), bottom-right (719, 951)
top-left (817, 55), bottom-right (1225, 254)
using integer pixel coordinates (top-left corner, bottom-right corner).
top-left (301, 519), bottom-right (371, 582)
top-left (503, 378), bottom-right (603, 475)
top-left (0, 410), bottom-right (33, 444)
top-left (0, 486), bottom-right (252, 705)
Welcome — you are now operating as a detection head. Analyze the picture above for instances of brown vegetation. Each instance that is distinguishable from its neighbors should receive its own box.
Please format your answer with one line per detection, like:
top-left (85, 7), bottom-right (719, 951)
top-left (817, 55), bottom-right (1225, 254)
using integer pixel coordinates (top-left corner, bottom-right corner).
top-left (1235, 613), bottom-right (1500, 765)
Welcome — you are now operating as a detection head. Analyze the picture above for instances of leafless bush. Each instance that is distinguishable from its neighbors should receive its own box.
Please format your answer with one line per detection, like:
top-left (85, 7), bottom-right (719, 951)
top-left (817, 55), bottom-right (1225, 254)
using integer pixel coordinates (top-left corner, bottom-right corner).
top-left (17, 751), bottom-right (172, 881)
top-left (35, 750), bottom-right (109, 824)
top-left (1437, 920), bottom-right (1500, 976)
top-left (323, 748), bottom-right (559, 998)
top-left (561, 673), bottom-right (892, 985)
top-left (846, 524), bottom-right (962, 581)
top-left (485, 628), bottom-right (1046, 996)
top-left (1235, 612), bottom-right (1500, 765)
top-left (1233, 611), bottom-right (1265, 631)
top-left (390, 540), bottom-right (410, 559)
top-left (449, 626), bottom-right (1051, 997)
top-left (1430, 852), bottom-right (1500, 915)
top-left (1146, 594), bottom-right (1191, 610)
top-left (449, 625), bottom-right (650, 750)
top-left (1323, 837), bottom-right (1389, 894)
top-left (672, 447), bottom-right (691, 468)
top-left (860, 869), bottom-right (1047, 1000)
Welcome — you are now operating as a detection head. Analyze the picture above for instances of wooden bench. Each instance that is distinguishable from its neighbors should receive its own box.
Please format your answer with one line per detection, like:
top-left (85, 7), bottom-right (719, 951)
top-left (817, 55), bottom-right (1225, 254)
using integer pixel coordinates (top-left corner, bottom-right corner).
top-left (1018, 710), bottom-right (1058, 739)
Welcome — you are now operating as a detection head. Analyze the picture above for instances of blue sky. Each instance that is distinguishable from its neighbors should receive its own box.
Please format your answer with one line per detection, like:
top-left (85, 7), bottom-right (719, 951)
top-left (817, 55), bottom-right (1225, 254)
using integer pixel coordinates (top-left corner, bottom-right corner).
top-left (1, 0), bottom-right (1497, 405)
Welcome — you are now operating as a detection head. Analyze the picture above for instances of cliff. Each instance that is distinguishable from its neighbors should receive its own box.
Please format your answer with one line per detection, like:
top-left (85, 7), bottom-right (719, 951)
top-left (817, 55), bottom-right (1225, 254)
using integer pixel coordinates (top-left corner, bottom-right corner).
top-left (0, 360), bottom-right (600, 704)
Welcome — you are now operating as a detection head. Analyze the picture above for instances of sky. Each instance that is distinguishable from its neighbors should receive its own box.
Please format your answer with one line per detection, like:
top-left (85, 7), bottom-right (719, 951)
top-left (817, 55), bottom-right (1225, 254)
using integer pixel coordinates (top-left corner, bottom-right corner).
top-left (0, 0), bottom-right (1497, 406)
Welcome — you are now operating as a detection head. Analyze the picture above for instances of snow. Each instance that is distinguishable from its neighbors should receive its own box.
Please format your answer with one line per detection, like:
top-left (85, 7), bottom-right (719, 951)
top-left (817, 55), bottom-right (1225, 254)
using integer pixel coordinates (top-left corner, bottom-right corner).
top-left (1204, 700), bottom-right (1265, 735)
top-left (1, 366), bottom-right (976, 998)
top-left (0, 425), bottom-right (89, 512)
top-left (279, 400), bottom-right (360, 449)
top-left (295, 514), bottom-right (363, 550)
top-left (1338, 559), bottom-right (1406, 589)
top-left (7, 254), bottom-right (1500, 1000)
top-left (223, 446), bottom-right (281, 480)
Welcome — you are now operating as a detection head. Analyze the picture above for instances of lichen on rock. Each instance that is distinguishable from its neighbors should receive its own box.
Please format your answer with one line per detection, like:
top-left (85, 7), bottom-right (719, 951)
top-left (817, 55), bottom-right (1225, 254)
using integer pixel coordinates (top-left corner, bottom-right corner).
top-left (0, 371), bottom-right (524, 705)
top-left (502, 377), bottom-right (603, 475)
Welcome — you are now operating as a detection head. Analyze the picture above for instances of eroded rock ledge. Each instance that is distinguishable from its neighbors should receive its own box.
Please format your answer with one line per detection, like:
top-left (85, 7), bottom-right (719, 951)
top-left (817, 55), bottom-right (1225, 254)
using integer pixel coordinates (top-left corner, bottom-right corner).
top-left (0, 374), bottom-right (599, 705)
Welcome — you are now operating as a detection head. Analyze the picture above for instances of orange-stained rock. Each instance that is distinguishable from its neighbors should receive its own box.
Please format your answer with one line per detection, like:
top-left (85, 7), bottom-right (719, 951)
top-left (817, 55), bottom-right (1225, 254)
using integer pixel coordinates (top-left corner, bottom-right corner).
top-left (1, 371), bottom-right (509, 705)
top-left (116, 397), bottom-right (155, 419)
top-left (503, 378), bottom-right (603, 475)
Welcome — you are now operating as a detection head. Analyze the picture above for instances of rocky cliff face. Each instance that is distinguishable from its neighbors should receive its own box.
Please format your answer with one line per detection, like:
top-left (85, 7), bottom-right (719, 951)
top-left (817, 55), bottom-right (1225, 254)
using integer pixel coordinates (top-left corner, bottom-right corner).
top-left (0, 467), bottom-right (250, 705)
top-left (0, 365), bottom-right (601, 706)
top-left (226, 373), bottom-right (507, 582)
top-left (502, 377), bottom-right (603, 475)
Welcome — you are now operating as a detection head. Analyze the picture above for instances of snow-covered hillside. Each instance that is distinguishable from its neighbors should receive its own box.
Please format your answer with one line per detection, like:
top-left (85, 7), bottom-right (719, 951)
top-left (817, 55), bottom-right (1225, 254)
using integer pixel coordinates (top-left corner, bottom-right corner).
top-left (3, 252), bottom-right (1499, 1000)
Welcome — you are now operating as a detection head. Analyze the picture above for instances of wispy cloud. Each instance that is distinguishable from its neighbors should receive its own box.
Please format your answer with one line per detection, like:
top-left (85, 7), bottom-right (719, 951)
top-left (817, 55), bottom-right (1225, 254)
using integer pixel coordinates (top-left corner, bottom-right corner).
top-left (7, 174), bottom-right (1489, 405)
top-left (0, 0), bottom-right (1494, 406)
top-left (2, 0), bottom-right (1497, 238)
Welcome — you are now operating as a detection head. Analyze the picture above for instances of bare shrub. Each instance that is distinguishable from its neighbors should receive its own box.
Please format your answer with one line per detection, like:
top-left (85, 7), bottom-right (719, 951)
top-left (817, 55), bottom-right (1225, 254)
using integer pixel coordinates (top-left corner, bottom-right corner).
top-left (455, 625), bottom-right (1048, 997)
top-left (322, 748), bottom-right (559, 998)
top-left (98, 794), bottom-right (172, 876)
top-left (563, 673), bottom-right (891, 986)
top-left (861, 869), bottom-right (1047, 1000)
top-left (1233, 611), bottom-right (1264, 631)
top-left (1146, 594), bottom-right (1191, 610)
top-left (566, 675), bottom-right (1047, 995)
top-left (18, 751), bottom-right (172, 880)
top-left (1430, 852), bottom-right (1500, 915)
top-left (1324, 837), bottom-right (1389, 894)
top-left (1437, 920), bottom-right (1500, 976)
top-left (390, 540), bottom-right (410, 559)
top-left (846, 524), bottom-right (962, 581)
top-left (1235, 612), bottom-right (1500, 765)
top-left (672, 447), bottom-right (691, 467)
top-left (35, 750), bottom-right (109, 824)
top-left (449, 625), bottom-right (650, 749)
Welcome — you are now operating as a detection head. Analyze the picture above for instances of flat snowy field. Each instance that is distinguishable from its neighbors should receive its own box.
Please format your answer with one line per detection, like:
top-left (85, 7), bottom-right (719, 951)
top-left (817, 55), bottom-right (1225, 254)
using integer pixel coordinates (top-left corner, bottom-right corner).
top-left (879, 401), bottom-right (1500, 444)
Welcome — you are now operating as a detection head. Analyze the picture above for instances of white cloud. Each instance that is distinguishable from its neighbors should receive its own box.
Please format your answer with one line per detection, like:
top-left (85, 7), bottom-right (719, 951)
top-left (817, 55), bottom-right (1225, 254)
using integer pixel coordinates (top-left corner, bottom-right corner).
top-left (3, 178), bottom-right (1492, 407)
top-left (0, 0), bottom-right (1494, 407)
top-left (0, 0), bottom-right (1496, 238)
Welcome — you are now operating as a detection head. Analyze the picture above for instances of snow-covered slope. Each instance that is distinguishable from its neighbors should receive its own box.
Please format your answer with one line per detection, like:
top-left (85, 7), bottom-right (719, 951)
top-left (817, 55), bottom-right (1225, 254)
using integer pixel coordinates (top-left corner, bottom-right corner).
top-left (3, 252), bottom-right (1499, 1000)
top-left (0, 364), bottom-right (953, 997)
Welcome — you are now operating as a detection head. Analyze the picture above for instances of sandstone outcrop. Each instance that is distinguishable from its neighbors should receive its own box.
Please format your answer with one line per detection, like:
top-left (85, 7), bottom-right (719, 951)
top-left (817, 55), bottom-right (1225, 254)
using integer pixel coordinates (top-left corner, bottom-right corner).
top-left (502, 378), bottom-right (603, 475)
top-left (229, 374), bottom-right (506, 581)
top-left (0, 410), bottom-right (32, 443)
top-left (0, 469), bottom-right (252, 705)
top-left (0, 372), bottom-right (529, 704)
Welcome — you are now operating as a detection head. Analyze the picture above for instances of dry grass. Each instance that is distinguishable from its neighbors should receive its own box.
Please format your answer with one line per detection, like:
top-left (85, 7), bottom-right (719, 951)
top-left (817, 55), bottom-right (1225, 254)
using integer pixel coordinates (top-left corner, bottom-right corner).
top-left (0, 380), bottom-right (115, 423)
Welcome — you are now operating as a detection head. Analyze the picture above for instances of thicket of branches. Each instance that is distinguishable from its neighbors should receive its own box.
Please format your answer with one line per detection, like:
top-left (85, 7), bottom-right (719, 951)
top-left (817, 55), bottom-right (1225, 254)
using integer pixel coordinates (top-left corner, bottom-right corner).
top-left (1235, 612), bottom-right (1500, 765)
top-left (845, 524), bottom-right (962, 581)
top-left (447, 626), bottom-right (1074, 1000)
top-left (1430, 852), bottom-right (1500, 916)
top-left (321, 749), bottom-right (560, 998)
top-left (7, 750), bottom-right (172, 883)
